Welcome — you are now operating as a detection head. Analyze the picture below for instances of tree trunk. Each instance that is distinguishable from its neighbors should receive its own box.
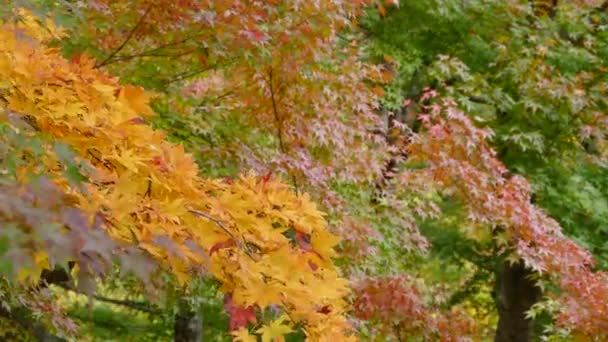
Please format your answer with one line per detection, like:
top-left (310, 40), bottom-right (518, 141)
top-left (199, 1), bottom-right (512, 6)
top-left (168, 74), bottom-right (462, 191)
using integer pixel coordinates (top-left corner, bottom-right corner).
top-left (174, 300), bottom-right (202, 342)
top-left (494, 260), bottom-right (541, 342)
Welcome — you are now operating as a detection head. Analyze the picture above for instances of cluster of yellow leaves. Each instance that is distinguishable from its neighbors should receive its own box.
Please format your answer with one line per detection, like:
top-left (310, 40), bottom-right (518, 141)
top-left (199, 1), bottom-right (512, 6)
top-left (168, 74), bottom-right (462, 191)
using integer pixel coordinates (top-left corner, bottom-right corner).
top-left (0, 10), bottom-right (354, 341)
top-left (233, 315), bottom-right (294, 342)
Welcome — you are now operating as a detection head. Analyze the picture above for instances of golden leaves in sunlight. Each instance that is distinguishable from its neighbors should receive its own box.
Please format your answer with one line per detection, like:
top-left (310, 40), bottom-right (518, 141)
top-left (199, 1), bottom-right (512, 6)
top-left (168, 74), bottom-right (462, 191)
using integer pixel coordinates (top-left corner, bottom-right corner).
top-left (0, 9), bottom-right (353, 341)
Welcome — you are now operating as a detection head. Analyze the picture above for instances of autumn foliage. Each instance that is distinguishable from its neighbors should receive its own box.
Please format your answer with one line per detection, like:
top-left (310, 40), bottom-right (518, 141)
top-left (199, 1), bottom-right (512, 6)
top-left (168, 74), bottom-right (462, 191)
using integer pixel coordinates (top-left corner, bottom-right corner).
top-left (0, 9), bottom-right (354, 341)
top-left (408, 96), bottom-right (608, 338)
top-left (4, 1), bottom-right (608, 341)
top-left (353, 275), bottom-right (477, 341)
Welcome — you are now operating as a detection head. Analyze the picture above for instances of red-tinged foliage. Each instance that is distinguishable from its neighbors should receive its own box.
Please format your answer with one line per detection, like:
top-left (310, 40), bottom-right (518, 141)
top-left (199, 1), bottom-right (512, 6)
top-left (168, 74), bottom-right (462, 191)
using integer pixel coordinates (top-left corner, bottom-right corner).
top-left (406, 93), bottom-right (608, 338)
top-left (333, 218), bottom-right (380, 262)
top-left (209, 239), bottom-right (237, 256)
top-left (353, 275), bottom-right (477, 341)
top-left (295, 231), bottom-right (313, 252)
top-left (81, 0), bottom-right (391, 211)
top-left (74, 11), bottom-right (410, 319)
top-left (224, 294), bottom-right (257, 331)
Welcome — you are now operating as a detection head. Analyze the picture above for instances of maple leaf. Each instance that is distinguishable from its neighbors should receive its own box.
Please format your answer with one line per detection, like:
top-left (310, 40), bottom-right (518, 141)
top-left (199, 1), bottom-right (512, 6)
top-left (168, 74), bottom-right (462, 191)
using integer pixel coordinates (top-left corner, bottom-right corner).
top-left (256, 316), bottom-right (293, 342)
top-left (232, 328), bottom-right (257, 342)
top-left (225, 294), bottom-right (257, 330)
top-left (295, 230), bottom-right (313, 252)
top-left (310, 230), bottom-right (340, 258)
top-left (209, 239), bottom-right (237, 256)
top-left (119, 85), bottom-right (155, 117)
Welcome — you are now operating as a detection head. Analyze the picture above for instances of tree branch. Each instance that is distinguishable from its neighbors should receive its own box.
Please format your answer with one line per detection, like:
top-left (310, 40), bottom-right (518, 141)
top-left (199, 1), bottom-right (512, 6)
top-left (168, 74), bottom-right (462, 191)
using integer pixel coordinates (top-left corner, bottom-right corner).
top-left (163, 59), bottom-right (233, 85)
top-left (94, 6), bottom-right (153, 69)
top-left (187, 208), bottom-right (259, 260)
top-left (56, 283), bottom-right (161, 315)
top-left (113, 49), bottom-right (197, 62)
top-left (268, 68), bottom-right (285, 153)
top-left (267, 68), bottom-right (299, 192)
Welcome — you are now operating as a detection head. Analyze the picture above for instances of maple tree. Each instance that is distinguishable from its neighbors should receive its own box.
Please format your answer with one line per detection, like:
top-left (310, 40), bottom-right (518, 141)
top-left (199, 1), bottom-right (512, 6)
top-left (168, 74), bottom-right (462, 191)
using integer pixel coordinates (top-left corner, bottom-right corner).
top-left (6, 0), bottom-right (608, 341)
top-left (0, 8), bottom-right (356, 341)
top-left (360, 1), bottom-right (608, 340)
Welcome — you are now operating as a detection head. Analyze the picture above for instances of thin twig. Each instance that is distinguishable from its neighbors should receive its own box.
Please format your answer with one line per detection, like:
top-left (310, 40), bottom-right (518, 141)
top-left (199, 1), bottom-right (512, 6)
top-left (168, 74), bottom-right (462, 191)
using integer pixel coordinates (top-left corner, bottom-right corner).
top-left (57, 283), bottom-right (161, 314)
top-left (113, 49), bottom-right (196, 62)
top-left (127, 33), bottom-right (204, 55)
top-left (164, 67), bottom-right (214, 84)
top-left (188, 209), bottom-right (233, 236)
top-left (267, 68), bottom-right (300, 192)
top-left (206, 90), bottom-right (235, 104)
top-left (394, 323), bottom-right (404, 342)
top-left (106, 32), bottom-right (206, 64)
top-left (144, 178), bottom-right (152, 198)
top-left (187, 208), bottom-right (258, 260)
top-left (95, 6), bottom-right (153, 68)
top-left (268, 68), bottom-right (285, 153)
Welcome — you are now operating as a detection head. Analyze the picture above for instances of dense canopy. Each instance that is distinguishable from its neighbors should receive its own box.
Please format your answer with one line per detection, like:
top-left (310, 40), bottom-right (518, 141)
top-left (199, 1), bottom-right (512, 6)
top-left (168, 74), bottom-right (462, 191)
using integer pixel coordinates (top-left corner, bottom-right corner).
top-left (2, 1), bottom-right (608, 341)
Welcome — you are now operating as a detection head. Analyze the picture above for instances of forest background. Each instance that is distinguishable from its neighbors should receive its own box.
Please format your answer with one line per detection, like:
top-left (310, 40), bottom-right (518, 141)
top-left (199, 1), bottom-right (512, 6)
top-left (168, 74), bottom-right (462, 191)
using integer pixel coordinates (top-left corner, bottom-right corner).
top-left (2, 0), bottom-right (608, 341)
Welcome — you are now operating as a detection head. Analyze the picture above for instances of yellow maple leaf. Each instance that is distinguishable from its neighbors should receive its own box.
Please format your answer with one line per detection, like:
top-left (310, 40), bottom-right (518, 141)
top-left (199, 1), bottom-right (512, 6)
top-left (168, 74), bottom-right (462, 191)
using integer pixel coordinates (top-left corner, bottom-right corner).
top-left (232, 328), bottom-right (258, 342)
top-left (44, 17), bottom-right (66, 39)
top-left (233, 272), bottom-right (281, 309)
top-left (14, 8), bottom-right (50, 42)
top-left (119, 85), bottom-right (155, 117)
top-left (311, 230), bottom-right (340, 258)
top-left (112, 149), bottom-right (145, 173)
top-left (256, 316), bottom-right (293, 342)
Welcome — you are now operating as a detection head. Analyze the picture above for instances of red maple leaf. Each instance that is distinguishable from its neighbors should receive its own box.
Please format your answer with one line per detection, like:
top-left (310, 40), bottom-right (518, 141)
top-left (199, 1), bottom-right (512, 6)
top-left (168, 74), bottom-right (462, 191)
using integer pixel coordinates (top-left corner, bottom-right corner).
top-left (224, 295), bottom-right (257, 330)
top-left (209, 239), bottom-right (236, 256)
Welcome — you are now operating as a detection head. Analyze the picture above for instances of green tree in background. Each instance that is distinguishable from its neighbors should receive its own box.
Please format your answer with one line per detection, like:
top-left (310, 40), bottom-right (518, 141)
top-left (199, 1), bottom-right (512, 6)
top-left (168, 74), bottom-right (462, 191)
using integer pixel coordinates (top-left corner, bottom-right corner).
top-left (362, 0), bottom-right (608, 340)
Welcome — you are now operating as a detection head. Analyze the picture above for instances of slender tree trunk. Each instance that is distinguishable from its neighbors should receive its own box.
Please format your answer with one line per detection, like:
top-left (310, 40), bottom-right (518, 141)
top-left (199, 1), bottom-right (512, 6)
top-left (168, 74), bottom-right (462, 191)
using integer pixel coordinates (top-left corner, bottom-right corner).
top-left (174, 300), bottom-right (202, 342)
top-left (494, 260), bottom-right (541, 342)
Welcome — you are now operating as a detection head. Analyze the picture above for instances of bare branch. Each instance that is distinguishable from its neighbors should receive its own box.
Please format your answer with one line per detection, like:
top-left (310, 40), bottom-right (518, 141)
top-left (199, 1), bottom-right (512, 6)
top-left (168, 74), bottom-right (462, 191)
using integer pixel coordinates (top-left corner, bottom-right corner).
top-left (56, 283), bottom-right (161, 315)
top-left (267, 68), bottom-right (299, 192)
top-left (95, 6), bottom-right (153, 69)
